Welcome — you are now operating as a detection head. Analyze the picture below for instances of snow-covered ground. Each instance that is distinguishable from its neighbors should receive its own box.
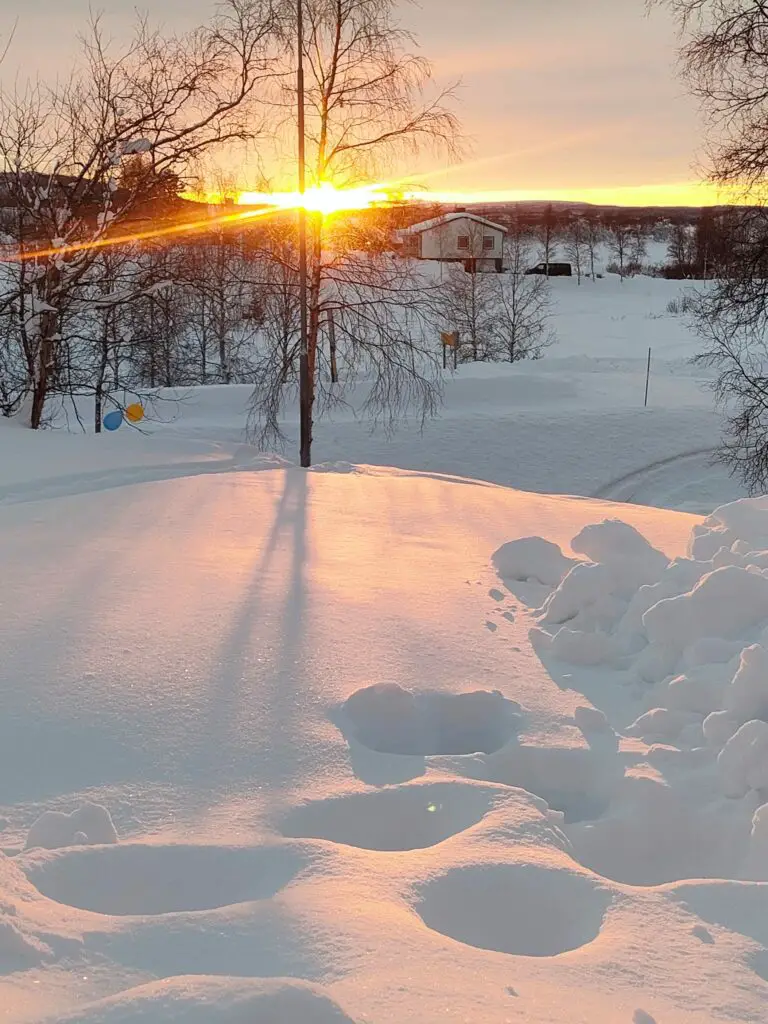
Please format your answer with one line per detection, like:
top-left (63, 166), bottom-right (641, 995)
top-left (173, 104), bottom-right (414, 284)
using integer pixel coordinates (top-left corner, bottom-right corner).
top-left (7, 273), bottom-right (745, 516)
top-left (3, 269), bottom-right (768, 1023)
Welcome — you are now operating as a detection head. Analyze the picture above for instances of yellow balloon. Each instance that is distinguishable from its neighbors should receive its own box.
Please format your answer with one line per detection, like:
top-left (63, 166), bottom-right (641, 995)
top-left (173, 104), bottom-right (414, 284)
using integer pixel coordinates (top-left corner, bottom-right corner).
top-left (125, 403), bottom-right (145, 423)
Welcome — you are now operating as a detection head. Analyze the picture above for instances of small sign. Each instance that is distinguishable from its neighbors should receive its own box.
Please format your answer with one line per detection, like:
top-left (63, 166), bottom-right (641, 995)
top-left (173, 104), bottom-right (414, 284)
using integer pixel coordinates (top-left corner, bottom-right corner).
top-left (441, 331), bottom-right (458, 347)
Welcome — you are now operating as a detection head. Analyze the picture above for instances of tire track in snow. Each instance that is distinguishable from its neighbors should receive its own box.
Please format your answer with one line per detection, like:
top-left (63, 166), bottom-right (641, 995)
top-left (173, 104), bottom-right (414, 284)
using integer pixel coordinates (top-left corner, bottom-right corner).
top-left (593, 448), bottom-right (717, 504)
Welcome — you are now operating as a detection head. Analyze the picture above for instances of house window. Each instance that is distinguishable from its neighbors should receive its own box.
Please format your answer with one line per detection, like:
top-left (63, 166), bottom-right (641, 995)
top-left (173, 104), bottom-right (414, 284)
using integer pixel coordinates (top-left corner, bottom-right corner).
top-left (457, 235), bottom-right (470, 250)
top-left (483, 235), bottom-right (495, 251)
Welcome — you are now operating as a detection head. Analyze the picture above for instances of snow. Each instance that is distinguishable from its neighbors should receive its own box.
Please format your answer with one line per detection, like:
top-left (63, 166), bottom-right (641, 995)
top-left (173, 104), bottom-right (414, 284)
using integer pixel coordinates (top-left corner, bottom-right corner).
top-left (25, 802), bottom-right (118, 851)
top-left (3, 270), bottom-right (768, 1022)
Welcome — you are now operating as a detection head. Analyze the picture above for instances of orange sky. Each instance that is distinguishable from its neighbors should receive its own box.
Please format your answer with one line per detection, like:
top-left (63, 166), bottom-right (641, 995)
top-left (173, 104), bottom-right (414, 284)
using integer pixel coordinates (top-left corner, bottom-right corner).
top-left (0, 0), bottom-right (722, 207)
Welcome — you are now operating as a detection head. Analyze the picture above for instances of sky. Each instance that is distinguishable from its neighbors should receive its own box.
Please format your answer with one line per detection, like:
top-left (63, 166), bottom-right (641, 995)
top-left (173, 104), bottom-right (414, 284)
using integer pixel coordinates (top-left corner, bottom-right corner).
top-left (0, 0), bottom-right (724, 206)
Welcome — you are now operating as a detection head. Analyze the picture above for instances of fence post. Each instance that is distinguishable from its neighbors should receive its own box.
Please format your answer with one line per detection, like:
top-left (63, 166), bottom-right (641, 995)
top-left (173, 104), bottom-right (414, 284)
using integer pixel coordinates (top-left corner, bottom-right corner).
top-left (644, 346), bottom-right (651, 407)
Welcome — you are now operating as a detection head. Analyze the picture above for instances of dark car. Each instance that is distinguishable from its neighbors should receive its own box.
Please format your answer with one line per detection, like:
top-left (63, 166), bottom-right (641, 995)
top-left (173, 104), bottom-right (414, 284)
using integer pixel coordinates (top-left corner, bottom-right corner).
top-left (525, 262), bottom-right (572, 277)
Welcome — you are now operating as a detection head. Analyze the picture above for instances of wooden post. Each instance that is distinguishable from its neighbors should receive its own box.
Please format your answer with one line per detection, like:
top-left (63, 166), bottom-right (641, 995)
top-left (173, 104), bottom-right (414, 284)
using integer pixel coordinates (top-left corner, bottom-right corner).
top-left (644, 346), bottom-right (651, 407)
top-left (454, 332), bottom-right (458, 370)
top-left (442, 339), bottom-right (447, 370)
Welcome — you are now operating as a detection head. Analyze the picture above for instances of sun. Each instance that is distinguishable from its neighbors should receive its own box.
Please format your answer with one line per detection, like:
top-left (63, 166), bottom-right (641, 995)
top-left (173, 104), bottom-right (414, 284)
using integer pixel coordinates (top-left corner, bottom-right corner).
top-left (237, 182), bottom-right (392, 215)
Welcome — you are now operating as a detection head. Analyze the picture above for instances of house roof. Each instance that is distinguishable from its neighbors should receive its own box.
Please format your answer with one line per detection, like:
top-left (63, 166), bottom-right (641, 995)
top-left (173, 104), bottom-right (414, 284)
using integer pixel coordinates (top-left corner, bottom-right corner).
top-left (399, 212), bottom-right (507, 236)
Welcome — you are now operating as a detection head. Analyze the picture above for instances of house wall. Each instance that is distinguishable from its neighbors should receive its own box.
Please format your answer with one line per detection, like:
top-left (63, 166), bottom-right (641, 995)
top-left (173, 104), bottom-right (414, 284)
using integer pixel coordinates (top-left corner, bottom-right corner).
top-left (419, 217), bottom-right (504, 260)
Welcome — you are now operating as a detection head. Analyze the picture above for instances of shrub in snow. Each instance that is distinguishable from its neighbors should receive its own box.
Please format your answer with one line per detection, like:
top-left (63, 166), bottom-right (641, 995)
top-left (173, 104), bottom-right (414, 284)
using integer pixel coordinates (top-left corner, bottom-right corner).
top-left (25, 802), bottom-right (117, 851)
top-left (493, 537), bottom-right (577, 587)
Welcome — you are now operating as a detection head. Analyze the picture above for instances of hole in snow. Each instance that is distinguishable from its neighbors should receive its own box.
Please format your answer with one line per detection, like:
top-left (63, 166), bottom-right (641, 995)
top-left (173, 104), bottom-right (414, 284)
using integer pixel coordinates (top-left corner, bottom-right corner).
top-left (281, 782), bottom-right (497, 851)
top-left (338, 684), bottom-right (521, 757)
top-left (415, 863), bottom-right (611, 957)
top-left (20, 843), bottom-right (304, 916)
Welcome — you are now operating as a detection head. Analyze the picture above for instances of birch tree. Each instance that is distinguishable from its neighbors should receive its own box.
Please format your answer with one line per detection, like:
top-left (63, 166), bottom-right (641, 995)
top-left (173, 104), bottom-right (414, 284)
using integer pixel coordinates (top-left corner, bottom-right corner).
top-left (0, 0), bottom-right (278, 428)
top-left (247, 0), bottom-right (460, 461)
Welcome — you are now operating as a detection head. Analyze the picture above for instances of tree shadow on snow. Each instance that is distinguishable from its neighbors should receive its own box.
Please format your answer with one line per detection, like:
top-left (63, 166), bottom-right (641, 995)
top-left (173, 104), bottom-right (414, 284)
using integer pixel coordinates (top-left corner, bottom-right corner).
top-left (183, 468), bottom-right (310, 790)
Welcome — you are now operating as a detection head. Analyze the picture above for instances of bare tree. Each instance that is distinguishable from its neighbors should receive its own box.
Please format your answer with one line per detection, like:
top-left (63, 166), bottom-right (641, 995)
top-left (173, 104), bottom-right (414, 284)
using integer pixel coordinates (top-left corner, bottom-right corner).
top-left (494, 233), bottom-right (556, 361)
top-left (0, 0), bottom-right (278, 428)
top-left (654, 0), bottom-right (768, 488)
top-left (247, 0), bottom-right (460, 462)
top-left (537, 203), bottom-right (560, 272)
top-left (606, 219), bottom-right (633, 281)
top-left (564, 218), bottom-right (587, 284)
top-left (435, 264), bottom-right (500, 363)
top-left (630, 221), bottom-right (648, 273)
top-left (434, 230), bottom-right (555, 365)
top-left (666, 220), bottom-right (696, 277)
top-left (583, 212), bottom-right (603, 281)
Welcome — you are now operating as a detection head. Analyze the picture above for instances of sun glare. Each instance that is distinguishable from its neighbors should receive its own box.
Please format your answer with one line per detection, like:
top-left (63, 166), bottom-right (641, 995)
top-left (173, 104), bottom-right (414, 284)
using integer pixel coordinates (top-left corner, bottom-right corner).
top-left (237, 182), bottom-right (393, 215)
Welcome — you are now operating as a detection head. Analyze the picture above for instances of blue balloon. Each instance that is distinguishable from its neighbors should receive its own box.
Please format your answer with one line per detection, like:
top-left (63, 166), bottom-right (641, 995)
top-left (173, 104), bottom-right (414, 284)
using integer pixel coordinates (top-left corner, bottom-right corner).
top-left (103, 410), bottom-right (123, 431)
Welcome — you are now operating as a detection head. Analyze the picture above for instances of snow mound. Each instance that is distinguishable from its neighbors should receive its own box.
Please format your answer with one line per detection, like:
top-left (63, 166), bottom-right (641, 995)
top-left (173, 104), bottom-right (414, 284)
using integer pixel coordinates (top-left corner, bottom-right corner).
top-left (339, 683), bottom-right (522, 756)
top-left (25, 802), bottom-right (117, 851)
top-left (717, 721), bottom-right (768, 799)
top-left (493, 536), bottom-right (577, 587)
top-left (280, 780), bottom-right (502, 851)
top-left (690, 494), bottom-right (768, 561)
top-left (503, 497), bottom-right (768, 888)
top-left (415, 863), bottom-right (611, 957)
top-left (513, 498), bottom-right (768, 690)
top-left (41, 977), bottom-right (358, 1023)
top-left (572, 518), bottom-right (667, 578)
top-left (643, 565), bottom-right (768, 655)
top-left (20, 843), bottom-right (305, 916)
top-left (566, 773), bottom-right (751, 886)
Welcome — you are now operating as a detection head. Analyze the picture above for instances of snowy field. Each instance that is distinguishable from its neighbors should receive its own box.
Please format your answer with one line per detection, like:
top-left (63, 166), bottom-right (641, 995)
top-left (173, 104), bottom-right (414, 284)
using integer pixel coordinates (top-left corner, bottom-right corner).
top-left (5, 272), bottom-right (748, 516)
top-left (4, 269), bottom-right (768, 1022)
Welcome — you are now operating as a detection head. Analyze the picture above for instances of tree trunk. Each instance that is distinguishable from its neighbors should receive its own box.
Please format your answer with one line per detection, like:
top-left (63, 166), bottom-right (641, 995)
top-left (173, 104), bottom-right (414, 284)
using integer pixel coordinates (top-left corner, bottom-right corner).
top-left (30, 267), bottom-right (61, 429)
top-left (302, 215), bottom-right (323, 464)
top-left (328, 308), bottom-right (339, 384)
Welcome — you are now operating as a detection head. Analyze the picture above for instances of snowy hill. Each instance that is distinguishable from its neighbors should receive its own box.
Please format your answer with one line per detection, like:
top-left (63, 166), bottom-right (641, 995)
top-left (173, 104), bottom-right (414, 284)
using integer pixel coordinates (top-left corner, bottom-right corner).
top-left (1, 430), bottom-right (768, 1021)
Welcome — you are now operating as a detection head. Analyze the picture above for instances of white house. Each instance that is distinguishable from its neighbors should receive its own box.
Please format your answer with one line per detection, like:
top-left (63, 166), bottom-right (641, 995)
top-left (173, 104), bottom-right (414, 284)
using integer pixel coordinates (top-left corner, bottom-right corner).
top-left (397, 211), bottom-right (507, 271)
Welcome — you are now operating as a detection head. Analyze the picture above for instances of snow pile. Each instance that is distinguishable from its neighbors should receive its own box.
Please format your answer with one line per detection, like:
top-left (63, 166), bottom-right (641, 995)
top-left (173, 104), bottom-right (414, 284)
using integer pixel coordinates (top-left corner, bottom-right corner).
top-left (25, 802), bottom-right (117, 851)
top-left (520, 497), bottom-right (768, 803)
